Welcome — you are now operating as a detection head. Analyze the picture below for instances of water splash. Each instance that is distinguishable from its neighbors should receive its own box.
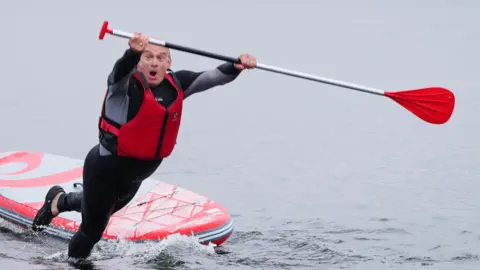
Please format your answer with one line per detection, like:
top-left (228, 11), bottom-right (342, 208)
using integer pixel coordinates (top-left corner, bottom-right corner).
top-left (41, 233), bottom-right (217, 269)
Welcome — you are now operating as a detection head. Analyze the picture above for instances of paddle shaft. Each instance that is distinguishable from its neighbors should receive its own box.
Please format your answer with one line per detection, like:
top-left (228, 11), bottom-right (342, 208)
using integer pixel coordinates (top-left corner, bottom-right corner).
top-left (106, 28), bottom-right (385, 96)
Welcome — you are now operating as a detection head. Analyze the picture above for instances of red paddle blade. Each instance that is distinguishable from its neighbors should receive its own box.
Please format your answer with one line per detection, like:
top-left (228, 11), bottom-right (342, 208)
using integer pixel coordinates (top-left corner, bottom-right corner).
top-left (384, 87), bottom-right (455, 124)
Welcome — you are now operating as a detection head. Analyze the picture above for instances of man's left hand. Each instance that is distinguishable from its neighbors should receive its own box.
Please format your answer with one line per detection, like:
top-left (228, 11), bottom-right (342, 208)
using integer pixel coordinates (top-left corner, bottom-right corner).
top-left (234, 53), bottom-right (257, 70)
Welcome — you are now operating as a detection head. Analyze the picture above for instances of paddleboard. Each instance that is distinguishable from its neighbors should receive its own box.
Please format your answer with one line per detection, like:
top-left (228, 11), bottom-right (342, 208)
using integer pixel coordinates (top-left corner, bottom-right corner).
top-left (0, 151), bottom-right (233, 246)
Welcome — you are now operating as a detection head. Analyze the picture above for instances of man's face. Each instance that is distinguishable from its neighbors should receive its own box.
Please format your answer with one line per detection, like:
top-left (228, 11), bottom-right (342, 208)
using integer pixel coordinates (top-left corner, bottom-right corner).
top-left (137, 44), bottom-right (171, 87)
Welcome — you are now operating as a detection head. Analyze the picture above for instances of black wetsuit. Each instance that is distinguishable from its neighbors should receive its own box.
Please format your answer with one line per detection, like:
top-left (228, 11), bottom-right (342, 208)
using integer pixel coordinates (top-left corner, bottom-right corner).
top-left (49, 49), bottom-right (242, 259)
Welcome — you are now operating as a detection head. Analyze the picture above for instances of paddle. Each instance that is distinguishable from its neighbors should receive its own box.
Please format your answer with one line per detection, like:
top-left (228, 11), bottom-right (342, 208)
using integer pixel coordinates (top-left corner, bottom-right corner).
top-left (98, 20), bottom-right (455, 125)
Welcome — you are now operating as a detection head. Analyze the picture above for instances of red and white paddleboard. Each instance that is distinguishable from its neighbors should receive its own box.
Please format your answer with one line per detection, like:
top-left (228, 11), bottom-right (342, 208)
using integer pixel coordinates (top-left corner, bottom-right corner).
top-left (0, 151), bottom-right (233, 246)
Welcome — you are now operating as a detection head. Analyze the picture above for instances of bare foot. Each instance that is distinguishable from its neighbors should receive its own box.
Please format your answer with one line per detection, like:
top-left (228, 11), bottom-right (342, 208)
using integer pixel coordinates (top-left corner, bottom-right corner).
top-left (51, 192), bottom-right (64, 216)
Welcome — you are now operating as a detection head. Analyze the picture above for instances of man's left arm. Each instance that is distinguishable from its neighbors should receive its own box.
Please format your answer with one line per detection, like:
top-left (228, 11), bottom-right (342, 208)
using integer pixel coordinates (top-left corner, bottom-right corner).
top-left (175, 53), bottom-right (256, 100)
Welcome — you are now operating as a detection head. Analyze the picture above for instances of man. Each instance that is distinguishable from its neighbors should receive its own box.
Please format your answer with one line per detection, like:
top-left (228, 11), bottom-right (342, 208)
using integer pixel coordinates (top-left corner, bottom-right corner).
top-left (31, 32), bottom-right (256, 259)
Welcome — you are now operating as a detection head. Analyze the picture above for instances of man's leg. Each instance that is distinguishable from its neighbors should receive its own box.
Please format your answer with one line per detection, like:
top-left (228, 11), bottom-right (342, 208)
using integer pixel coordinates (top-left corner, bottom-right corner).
top-left (110, 158), bottom-right (162, 214)
top-left (112, 181), bottom-right (142, 214)
top-left (67, 144), bottom-right (120, 259)
top-left (68, 173), bottom-right (146, 258)
top-left (58, 191), bottom-right (82, 212)
top-left (66, 145), bottom-right (160, 259)
top-left (32, 147), bottom-right (97, 232)
top-left (67, 173), bottom-right (117, 259)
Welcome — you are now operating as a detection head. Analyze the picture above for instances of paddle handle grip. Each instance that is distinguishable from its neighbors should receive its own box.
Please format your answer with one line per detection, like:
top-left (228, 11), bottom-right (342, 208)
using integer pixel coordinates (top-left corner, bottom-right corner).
top-left (98, 20), bottom-right (384, 96)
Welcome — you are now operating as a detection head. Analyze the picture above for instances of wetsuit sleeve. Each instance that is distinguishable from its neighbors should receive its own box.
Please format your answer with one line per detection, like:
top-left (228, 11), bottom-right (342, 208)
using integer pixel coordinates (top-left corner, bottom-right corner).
top-left (174, 62), bottom-right (242, 100)
top-left (106, 49), bottom-right (142, 93)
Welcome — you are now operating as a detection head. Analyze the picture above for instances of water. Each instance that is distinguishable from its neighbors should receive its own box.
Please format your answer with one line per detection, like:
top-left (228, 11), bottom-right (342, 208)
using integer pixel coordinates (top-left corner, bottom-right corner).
top-left (1, 0), bottom-right (479, 269)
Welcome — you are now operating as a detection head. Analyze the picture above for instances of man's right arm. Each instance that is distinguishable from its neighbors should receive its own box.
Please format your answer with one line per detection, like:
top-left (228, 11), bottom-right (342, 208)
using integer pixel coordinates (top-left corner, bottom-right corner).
top-left (106, 49), bottom-right (142, 93)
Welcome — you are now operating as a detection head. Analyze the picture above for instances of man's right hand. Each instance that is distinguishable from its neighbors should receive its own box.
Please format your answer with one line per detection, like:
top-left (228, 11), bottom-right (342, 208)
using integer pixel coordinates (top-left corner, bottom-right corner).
top-left (129, 32), bottom-right (149, 53)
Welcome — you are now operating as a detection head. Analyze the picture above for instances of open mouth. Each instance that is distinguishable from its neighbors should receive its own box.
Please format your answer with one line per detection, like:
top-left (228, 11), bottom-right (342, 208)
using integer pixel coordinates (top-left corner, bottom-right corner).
top-left (149, 71), bottom-right (157, 77)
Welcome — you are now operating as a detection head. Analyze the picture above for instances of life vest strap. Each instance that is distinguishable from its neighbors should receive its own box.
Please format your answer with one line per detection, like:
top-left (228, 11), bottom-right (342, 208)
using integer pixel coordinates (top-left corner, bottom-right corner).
top-left (99, 118), bottom-right (120, 136)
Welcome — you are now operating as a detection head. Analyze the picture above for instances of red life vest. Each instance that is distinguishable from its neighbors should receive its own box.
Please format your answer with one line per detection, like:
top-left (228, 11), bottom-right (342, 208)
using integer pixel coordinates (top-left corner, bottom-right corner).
top-left (98, 71), bottom-right (184, 160)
